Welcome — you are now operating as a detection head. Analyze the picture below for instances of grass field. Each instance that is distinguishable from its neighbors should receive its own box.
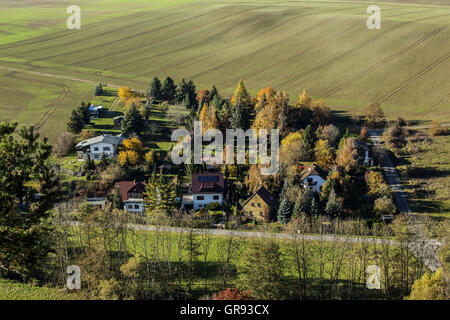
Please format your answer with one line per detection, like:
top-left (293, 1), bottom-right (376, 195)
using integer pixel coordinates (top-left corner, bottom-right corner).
top-left (397, 131), bottom-right (450, 217)
top-left (0, 278), bottom-right (80, 300)
top-left (0, 0), bottom-right (449, 138)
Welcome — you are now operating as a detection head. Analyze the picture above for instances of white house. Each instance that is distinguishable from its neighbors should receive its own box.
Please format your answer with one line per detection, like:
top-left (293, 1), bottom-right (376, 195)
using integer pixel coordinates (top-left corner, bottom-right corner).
top-left (182, 173), bottom-right (224, 210)
top-left (299, 164), bottom-right (328, 193)
top-left (76, 134), bottom-right (122, 161)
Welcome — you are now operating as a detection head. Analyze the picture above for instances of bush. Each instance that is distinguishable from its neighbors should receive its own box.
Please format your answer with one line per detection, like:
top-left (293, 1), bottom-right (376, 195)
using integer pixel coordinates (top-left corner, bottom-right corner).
top-left (429, 120), bottom-right (448, 136)
top-left (206, 202), bottom-right (221, 210)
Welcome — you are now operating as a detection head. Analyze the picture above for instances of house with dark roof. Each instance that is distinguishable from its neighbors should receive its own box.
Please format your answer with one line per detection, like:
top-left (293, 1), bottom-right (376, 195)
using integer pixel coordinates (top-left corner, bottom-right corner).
top-left (242, 186), bottom-right (279, 222)
top-left (299, 164), bottom-right (328, 193)
top-left (116, 180), bottom-right (147, 214)
top-left (182, 173), bottom-right (224, 210)
top-left (75, 134), bottom-right (122, 161)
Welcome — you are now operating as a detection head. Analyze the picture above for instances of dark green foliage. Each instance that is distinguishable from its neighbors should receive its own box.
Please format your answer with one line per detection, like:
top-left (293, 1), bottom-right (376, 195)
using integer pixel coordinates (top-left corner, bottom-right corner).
top-left (122, 104), bottom-right (144, 135)
top-left (209, 85), bottom-right (219, 102)
top-left (67, 102), bottom-right (91, 133)
top-left (177, 79), bottom-right (197, 108)
top-left (0, 121), bottom-right (57, 279)
top-left (95, 83), bottom-right (103, 96)
top-left (148, 77), bottom-right (162, 101)
top-left (107, 187), bottom-right (124, 210)
top-left (325, 191), bottom-right (344, 218)
top-left (302, 125), bottom-right (317, 160)
top-left (83, 154), bottom-right (95, 171)
top-left (141, 100), bottom-right (152, 120)
top-left (292, 189), bottom-right (313, 217)
top-left (67, 109), bottom-right (84, 133)
top-left (277, 197), bottom-right (291, 224)
top-left (230, 102), bottom-right (248, 130)
top-left (161, 77), bottom-right (177, 102)
top-left (238, 238), bottom-right (285, 299)
top-left (288, 106), bottom-right (312, 130)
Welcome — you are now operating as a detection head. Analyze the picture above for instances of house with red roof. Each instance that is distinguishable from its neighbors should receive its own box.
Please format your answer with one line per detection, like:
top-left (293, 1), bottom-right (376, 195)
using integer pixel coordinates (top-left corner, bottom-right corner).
top-left (182, 173), bottom-right (224, 210)
top-left (116, 180), bottom-right (147, 214)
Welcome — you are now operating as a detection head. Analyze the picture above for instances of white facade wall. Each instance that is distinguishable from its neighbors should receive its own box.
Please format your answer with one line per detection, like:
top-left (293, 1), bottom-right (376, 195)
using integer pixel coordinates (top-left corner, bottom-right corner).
top-left (302, 175), bottom-right (326, 193)
top-left (192, 193), bottom-right (222, 210)
top-left (124, 200), bottom-right (145, 213)
top-left (87, 142), bottom-right (117, 160)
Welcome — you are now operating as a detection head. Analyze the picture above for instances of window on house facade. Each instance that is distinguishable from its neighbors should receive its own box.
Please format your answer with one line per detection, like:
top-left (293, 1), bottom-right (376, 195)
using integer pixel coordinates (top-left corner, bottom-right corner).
top-left (251, 202), bottom-right (255, 207)
top-left (128, 205), bottom-right (132, 209)
top-left (213, 195), bottom-right (219, 200)
top-left (103, 147), bottom-right (111, 151)
top-left (196, 195), bottom-right (204, 200)
top-left (257, 203), bottom-right (261, 208)
top-left (134, 205), bottom-right (139, 209)
top-left (94, 154), bottom-right (100, 159)
top-left (260, 212), bottom-right (263, 216)
top-left (94, 147), bottom-right (99, 151)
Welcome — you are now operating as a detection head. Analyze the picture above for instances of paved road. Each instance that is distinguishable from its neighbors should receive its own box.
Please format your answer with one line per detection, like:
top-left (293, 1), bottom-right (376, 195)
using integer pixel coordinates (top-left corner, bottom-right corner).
top-left (131, 223), bottom-right (398, 245)
top-left (368, 128), bottom-right (443, 271)
top-left (369, 129), bottom-right (411, 214)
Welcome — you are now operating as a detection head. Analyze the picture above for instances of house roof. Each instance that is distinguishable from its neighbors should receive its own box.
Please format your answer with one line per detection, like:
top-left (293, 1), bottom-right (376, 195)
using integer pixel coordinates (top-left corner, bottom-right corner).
top-left (88, 105), bottom-right (102, 112)
top-left (75, 134), bottom-right (122, 149)
top-left (117, 181), bottom-right (147, 201)
top-left (191, 173), bottom-right (224, 194)
top-left (243, 186), bottom-right (279, 209)
top-left (299, 164), bottom-right (328, 181)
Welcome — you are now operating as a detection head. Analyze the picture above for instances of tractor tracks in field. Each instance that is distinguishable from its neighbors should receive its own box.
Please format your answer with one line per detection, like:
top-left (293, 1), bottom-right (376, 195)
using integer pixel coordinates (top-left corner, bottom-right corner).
top-left (219, 22), bottom-right (358, 88)
top-left (7, 7), bottom-right (201, 64)
top-left (187, 5), bottom-right (359, 82)
top-left (63, 6), bottom-right (254, 68)
top-left (275, 12), bottom-right (450, 90)
top-left (276, 21), bottom-right (411, 90)
top-left (3, 67), bottom-right (73, 131)
top-left (378, 50), bottom-right (450, 103)
top-left (322, 25), bottom-right (448, 97)
top-left (35, 85), bottom-right (72, 132)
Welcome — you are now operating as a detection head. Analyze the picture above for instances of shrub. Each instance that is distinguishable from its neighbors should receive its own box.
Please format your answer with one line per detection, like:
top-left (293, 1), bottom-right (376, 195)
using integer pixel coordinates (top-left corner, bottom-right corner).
top-left (429, 120), bottom-right (448, 136)
top-left (215, 288), bottom-right (254, 300)
top-left (206, 202), bottom-right (221, 210)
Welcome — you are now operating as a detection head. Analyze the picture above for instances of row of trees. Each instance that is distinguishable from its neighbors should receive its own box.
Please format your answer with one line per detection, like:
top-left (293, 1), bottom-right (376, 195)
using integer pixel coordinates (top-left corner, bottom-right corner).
top-left (50, 207), bottom-right (434, 300)
top-left (147, 77), bottom-right (197, 107)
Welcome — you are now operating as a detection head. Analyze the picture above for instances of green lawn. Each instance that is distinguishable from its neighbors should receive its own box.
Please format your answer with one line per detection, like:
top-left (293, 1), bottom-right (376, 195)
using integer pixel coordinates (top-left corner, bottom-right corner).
top-left (397, 131), bottom-right (450, 217)
top-left (0, 278), bottom-right (81, 300)
top-left (0, 0), bottom-right (448, 126)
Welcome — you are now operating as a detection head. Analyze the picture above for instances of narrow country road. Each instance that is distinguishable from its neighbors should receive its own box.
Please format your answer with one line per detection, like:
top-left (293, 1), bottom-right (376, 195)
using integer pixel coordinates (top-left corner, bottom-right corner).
top-left (368, 129), bottom-right (411, 214)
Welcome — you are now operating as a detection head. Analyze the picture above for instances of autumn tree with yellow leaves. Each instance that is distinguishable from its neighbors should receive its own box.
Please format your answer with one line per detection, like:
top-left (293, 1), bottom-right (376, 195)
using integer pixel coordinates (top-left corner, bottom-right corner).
top-left (118, 86), bottom-right (132, 100)
top-left (336, 137), bottom-right (358, 172)
top-left (314, 139), bottom-right (334, 169)
top-left (199, 104), bottom-right (219, 133)
top-left (296, 89), bottom-right (311, 108)
top-left (118, 137), bottom-right (144, 167)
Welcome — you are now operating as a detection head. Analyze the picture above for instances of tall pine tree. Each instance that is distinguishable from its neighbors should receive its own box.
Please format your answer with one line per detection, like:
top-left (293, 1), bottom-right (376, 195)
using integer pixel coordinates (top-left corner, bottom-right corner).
top-left (161, 77), bottom-right (177, 102)
top-left (148, 77), bottom-right (162, 101)
top-left (122, 104), bottom-right (144, 135)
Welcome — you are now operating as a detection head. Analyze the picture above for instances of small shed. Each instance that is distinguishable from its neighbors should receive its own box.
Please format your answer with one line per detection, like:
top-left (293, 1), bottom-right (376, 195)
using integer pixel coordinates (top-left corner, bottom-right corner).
top-left (113, 116), bottom-right (124, 129)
